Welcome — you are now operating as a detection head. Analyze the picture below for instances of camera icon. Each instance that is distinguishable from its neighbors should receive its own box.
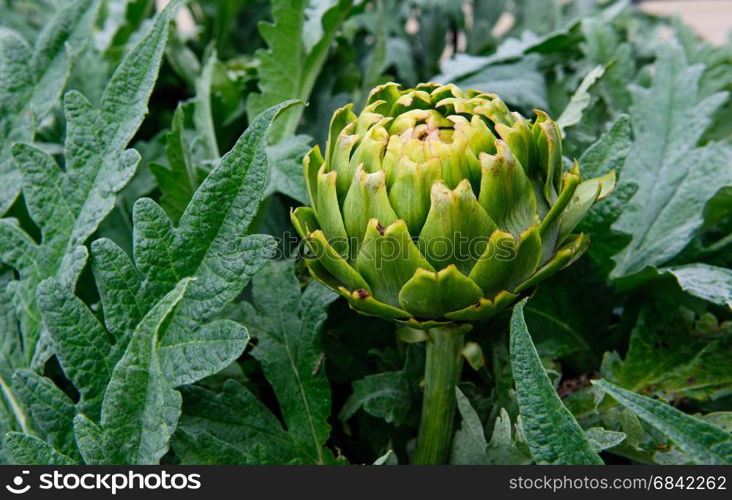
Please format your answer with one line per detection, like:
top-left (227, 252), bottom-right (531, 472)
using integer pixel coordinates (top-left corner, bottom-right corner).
top-left (5, 470), bottom-right (31, 494)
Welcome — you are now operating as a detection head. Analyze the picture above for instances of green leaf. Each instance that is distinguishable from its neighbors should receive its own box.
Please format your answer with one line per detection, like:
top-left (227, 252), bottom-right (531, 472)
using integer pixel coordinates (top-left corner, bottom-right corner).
top-left (601, 302), bottom-right (732, 402)
top-left (105, 100), bottom-right (298, 386)
top-left (89, 238), bottom-right (145, 345)
top-left (510, 299), bottom-right (603, 464)
top-left (580, 18), bottom-right (634, 110)
top-left (576, 114), bottom-right (633, 273)
top-left (662, 264), bottom-right (732, 309)
top-left (611, 41), bottom-right (731, 277)
top-left (579, 114), bottom-right (633, 180)
top-left (557, 64), bottom-right (606, 131)
top-left (175, 259), bottom-right (337, 465)
top-left (74, 278), bottom-right (191, 465)
top-left (149, 50), bottom-right (222, 220)
top-left (5, 432), bottom-right (76, 465)
top-left (0, 0), bottom-right (99, 214)
top-left (247, 0), bottom-right (351, 142)
top-left (594, 379), bottom-right (732, 465)
top-left (0, 273), bottom-right (22, 380)
top-left (585, 427), bottom-right (626, 453)
top-left (173, 380), bottom-right (303, 465)
top-left (149, 104), bottom-right (199, 224)
top-left (339, 347), bottom-right (420, 426)
top-left (1, 0), bottom-right (177, 366)
top-left (36, 278), bottom-right (114, 419)
top-left (485, 408), bottom-right (532, 464)
top-left (11, 369), bottom-right (78, 460)
top-left (450, 388), bottom-right (489, 464)
top-left (98, 0), bottom-right (156, 66)
top-left (449, 56), bottom-right (547, 110)
top-left (450, 393), bottom-right (531, 465)
top-left (266, 134), bottom-right (312, 203)
top-left (242, 260), bottom-right (338, 464)
top-left (192, 50), bottom-right (221, 159)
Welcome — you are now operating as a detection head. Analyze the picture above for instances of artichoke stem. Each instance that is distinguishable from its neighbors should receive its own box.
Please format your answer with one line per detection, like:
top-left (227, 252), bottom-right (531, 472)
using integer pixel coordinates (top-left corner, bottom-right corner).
top-left (413, 324), bottom-right (471, 465)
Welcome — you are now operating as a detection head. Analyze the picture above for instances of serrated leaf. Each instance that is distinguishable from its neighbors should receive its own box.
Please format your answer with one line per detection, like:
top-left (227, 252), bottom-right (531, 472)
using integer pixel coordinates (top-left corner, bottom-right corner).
top-left (242, 260), bottom-right (338, 464)
top-left (1, 0), bottom-right (177, 367)
top-left (601, 302), bottom-right (732, 402)
top-left (594, 379), bottom-right (732, 465)
top-left (17, 102), bottom-right (300, 465)
top-left (584, 427), bottom-right (626, 453)
top-left (0, 0), bottom-right (99, 214)
top-left (17, 95), bottom-right (286, 464)
top-left (173, 380), bottom-right (303, 465)
top-left (75, 278), bottom-right (191, 465)
top-left (450, 388), bottom-right (489, 465)
top-left (175, 259), bottom-right (337, 465)
top-left (247, 0), bottom-right (350, 142)
top-left (580, 18), bottom-right (634, 110)
top-left (90, 238), bottom-right (145, 345)
top-left (510, 298), bottom-right (603, 465)
top-left (485, 408), bottom-right (532, 464)
top-left (5, 432), bottom-right (76, 465)
top-left (93, 100), bottom-right (298, 387)
top-left (611, 41), bottom-right (732, 277)
top-left (11, 369), bottom-right (78, 460)
top-left (149, 103), bottom-right (201, 224)
top-left (150, 51), bottom-right (222, 222)
top-left (36, 278), bottom-right (114, 419)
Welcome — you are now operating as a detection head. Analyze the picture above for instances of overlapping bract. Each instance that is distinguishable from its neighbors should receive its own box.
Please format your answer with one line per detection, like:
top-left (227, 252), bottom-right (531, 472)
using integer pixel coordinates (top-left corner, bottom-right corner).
top-left (292, 83), bottom-right (614, 327)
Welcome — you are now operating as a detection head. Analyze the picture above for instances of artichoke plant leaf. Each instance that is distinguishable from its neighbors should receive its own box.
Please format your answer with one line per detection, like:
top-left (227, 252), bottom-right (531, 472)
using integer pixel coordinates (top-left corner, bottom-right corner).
top-left (611, 41), bottom-right (732, 278)
top-left (238, 260), bottom-right (340, 464)
top-left (594, 380), bottom-right (732, 465)
top-left (510, 299), bottom-right (603, 464)
top-left (0, 0), bottom-right (100, 215)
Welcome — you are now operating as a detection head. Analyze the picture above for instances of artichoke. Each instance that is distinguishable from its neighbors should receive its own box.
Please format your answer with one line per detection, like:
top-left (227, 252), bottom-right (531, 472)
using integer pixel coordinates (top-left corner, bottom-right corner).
top-left (291, 82), bottom-right (615, 328)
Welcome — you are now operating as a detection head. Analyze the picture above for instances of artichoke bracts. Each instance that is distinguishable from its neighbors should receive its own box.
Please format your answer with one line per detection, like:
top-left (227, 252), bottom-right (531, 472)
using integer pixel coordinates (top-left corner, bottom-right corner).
top-left (291, 82), bottom-right (615, 328)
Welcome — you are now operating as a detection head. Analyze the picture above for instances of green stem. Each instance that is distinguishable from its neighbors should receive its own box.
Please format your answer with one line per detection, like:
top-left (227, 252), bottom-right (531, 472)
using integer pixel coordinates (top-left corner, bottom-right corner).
top-left (413, 324), bottom-right (471, 465)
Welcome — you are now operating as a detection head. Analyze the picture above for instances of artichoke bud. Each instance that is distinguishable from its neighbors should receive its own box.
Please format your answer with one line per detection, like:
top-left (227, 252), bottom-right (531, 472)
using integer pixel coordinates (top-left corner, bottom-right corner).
top-left (292, 83), bottom-right (615, 328)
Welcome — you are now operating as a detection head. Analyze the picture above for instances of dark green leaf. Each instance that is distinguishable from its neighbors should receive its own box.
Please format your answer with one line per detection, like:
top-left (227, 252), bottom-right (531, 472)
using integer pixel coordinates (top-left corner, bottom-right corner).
top-left (594, 379), bottom-right (732, 465)
top-left (5, 432), bottom-right (76, 465)
top-left (242, 260), bottom-right (338, 464)
top-left (0, 0), bottom-right (99, 214)
top-left (510, 299), bottom-right (603, 464)
top-left (74, 279), bottom-right (191, 465)
top-left (247, 0), bottom-right (350, 142)
top-left (611, 41), bottom-right (731, 277)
